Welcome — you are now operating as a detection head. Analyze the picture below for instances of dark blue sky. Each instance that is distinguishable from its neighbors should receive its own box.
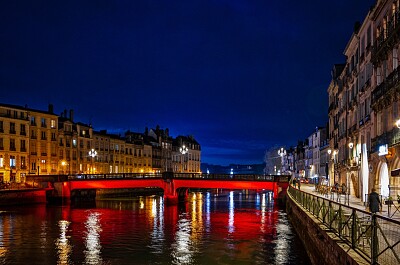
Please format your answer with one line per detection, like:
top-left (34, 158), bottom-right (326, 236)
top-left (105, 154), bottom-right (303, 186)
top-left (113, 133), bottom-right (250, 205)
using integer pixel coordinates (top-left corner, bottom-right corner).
top-left (0, 0), bottom-right (375, 165)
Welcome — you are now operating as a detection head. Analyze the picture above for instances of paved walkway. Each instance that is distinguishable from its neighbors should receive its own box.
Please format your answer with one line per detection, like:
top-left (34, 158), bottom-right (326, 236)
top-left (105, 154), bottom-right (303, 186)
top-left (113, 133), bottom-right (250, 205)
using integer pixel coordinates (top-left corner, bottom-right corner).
top-left (298, 184), bottom-right (400, 221)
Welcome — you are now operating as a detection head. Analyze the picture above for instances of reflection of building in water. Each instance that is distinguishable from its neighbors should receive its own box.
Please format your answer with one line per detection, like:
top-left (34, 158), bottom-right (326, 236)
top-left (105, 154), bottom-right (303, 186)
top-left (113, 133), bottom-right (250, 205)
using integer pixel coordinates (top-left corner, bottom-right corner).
top-left (84, 212), bottom-right (102, 265)
top-left (55, 220), bottom-right (72, 264)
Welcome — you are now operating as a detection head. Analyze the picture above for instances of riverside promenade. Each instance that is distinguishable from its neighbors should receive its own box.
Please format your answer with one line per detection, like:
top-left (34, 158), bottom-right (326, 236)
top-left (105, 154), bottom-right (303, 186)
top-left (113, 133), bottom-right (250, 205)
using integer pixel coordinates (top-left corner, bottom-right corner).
top-left (288, 183), bottom-right (400, 265)
top-left (300, 183), bottom-right (400, 221)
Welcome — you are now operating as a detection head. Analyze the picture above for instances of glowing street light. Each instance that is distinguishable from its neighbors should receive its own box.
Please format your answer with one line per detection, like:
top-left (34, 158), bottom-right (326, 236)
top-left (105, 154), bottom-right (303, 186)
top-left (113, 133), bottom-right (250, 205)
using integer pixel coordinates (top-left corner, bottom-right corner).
top-left (88, 149), bottom-right (98, 174)
top-left (278, 147), bottom-right (286, 174)
top-left (179, 145), bottom-right (188, 172)
top-left (396, 119), bottom-right (400, 128)
top-left (61, 160), bottom-right (70, 175)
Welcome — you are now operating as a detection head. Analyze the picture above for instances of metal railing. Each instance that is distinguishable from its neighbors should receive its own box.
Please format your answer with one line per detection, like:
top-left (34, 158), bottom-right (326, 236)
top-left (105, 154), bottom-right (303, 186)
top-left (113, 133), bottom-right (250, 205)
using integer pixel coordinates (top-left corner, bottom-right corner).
top-left (288, 186), bottom-right (400, 264)
top-left (66, 173), bottom-right (290, 182)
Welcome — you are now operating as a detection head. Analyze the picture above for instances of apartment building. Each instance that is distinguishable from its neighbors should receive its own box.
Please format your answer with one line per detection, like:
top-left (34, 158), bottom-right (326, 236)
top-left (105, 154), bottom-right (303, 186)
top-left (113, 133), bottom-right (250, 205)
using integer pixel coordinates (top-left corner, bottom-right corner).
top-left (0, 102), bottom-right (202, 181)
top-left (370, 0), bottom-right (400, 197)
top-left (0, 104), bottom-right (30, 182)
top-left (173, 135), bottom-right (201, 173)
top-left (327, 0), bottom-right (400, 200)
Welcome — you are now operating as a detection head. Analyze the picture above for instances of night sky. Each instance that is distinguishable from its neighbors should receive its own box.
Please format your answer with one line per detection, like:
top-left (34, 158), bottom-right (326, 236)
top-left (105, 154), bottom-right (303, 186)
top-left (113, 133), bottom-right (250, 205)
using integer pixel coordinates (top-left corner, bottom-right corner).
top-left (1, 0), bottom-right (376, 166)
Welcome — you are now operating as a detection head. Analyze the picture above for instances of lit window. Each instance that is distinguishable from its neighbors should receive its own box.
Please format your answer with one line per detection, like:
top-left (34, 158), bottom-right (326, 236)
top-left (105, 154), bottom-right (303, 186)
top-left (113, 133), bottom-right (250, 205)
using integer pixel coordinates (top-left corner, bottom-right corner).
top-left (50, 119), bottom-right (56, 128)
top-left (10, 156), bottom-right (16, 167)
top-left (73, 139), bottom-right (77, 147)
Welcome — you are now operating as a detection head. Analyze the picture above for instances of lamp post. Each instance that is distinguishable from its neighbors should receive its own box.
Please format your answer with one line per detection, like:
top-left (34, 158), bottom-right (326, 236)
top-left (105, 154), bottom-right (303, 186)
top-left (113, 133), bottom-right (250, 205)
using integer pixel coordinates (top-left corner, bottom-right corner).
top-left (88, 149), bottom-right (97, 174)
top-left (328, 149), bottom-right (338, 186)
top-left (61, 160), bottom-right (67, 175)
top-left (278, 147), bottom-right (286, 175)
top-left (179, 145), bottom-right (188, 173)
top-left (346, 142), bottom-right (354, 206)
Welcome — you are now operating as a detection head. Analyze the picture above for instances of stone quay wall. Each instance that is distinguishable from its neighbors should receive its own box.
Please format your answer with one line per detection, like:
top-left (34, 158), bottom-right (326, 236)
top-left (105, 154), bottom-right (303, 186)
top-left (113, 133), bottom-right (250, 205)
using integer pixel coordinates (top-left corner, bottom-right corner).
top-left (0, 189), bottom-right (47, 206)
top-left (286, 193), bottom-right (368, 265)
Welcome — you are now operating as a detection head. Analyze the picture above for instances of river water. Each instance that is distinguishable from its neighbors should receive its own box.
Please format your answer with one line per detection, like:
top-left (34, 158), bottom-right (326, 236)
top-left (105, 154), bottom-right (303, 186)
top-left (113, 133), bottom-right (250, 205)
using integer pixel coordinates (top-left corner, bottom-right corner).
top-left (0, 190), bottom-right (311, 265)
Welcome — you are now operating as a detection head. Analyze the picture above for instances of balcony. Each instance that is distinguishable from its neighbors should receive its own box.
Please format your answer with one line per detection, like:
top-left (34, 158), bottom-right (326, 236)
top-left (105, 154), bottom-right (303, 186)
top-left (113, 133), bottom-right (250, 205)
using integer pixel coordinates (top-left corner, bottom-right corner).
top-left (372, 13), bottom-right (400, 65)
top-left (372, 66), bottom-right (400, 108)
top-left (371, 127), bottom-right (400, 153)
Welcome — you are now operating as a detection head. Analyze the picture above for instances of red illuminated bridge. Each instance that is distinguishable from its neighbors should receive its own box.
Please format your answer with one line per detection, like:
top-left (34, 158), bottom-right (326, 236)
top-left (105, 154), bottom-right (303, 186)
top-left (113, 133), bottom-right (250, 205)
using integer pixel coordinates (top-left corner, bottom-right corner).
top-left (41, 173), bottom-right (291, 204)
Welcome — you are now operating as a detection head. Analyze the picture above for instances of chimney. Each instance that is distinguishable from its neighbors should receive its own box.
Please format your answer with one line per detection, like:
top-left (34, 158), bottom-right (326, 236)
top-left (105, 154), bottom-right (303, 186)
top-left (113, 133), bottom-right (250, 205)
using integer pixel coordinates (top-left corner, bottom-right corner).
top-left (48, 104), bottom-right (54, 114)
top-left (69, 109), bottom-right (74, 122)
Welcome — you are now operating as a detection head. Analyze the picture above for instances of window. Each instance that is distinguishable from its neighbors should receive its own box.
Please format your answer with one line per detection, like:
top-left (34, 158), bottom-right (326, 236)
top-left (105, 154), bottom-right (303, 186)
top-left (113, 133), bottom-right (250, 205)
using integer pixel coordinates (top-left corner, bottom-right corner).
top-left (10, 139), bottom-right (16, 151)
top-left (10, 156), bottom-right (16, 167)
top-left (50, 119), bottom-right (56, 128)
top-left (21, 140), bottom-right (26, 151)
top-left (0, 121), bottom-right (3, 132)
top-left (10, 122), bottom-right (16, 134)
top-left (20, 124), bottom-right (26, 135)
top-left (0, 155), bottom-right (3, 167)
top-left (41, 131), bottom-right (46, 140)
top-left (30, 117), bottom-right (36, 126)
top-left (31, 129), bottom-right (36, 139)
top-left (0, 138), bottom-right (3, 150)
top-left (73, 139), bottom-right (77, 147)
top-left (41, 118), bottom-right (46, 127)
top-left (51, 132), bottom-right (56, 141)
top-left (21, 156), bottom-right (26, 168)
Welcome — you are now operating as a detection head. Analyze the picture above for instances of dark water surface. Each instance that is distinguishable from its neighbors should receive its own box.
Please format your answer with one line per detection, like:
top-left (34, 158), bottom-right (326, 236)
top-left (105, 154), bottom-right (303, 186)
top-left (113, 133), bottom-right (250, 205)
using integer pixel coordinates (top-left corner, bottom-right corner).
top-left (0, 190), bottom-right (311, 264)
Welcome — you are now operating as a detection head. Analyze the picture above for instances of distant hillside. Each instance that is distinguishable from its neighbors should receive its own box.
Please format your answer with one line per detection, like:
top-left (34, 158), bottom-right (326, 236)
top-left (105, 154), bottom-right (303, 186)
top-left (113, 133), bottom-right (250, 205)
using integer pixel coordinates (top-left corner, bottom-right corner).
top-left (201, 163), bottom-right (265, 175)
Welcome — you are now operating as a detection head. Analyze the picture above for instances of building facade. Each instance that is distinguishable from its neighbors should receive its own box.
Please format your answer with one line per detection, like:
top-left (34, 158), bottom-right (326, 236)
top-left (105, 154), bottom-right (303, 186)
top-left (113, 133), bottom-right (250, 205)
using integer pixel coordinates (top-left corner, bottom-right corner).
top-left (327, 0), bottom-right (400, 201)
top-left (0, 103), bottom-right (202, 182)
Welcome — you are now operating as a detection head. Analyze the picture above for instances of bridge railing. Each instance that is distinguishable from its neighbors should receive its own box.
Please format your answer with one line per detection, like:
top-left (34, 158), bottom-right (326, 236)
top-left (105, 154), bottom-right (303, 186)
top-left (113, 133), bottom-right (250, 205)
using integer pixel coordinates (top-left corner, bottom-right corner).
top-left (68, 173), bottom-right (163, 180)
top-left (288, 186), bottom-right (400, 265)
top-left (31, 173), bottom-right (290, 182)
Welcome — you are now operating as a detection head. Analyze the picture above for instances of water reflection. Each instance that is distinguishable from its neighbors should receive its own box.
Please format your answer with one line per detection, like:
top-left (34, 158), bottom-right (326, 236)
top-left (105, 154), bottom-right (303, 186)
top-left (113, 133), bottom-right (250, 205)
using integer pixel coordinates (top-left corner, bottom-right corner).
top-left (55, 220), bottom-right (71, 265)
top-left (150, 197), bottom-right (164, 254)
top-left (84, 212), bottom-right (102, 265)
top-left (0, 214), bottom-right (7, 258)
top-left (0, 191), bottom-right (311, 264)
top-left (228, 191), bottom-right (235, 234)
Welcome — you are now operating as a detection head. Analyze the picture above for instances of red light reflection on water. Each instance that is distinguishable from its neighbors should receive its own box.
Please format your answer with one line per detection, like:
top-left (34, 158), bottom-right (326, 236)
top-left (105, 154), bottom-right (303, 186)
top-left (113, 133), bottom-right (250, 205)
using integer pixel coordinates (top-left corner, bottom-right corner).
top-left (58, 191), bottom-right (278, 264)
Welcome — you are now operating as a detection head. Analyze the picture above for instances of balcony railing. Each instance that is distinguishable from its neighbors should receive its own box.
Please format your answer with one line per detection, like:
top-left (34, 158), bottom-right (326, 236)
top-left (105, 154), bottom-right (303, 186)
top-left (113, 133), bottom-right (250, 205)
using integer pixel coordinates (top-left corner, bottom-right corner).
top-left (371, 127), bottom-right (400, 153)
top-left (372, 11), bottom-right (400, 64)
top-left (372, 67), bottom-right (400, 106)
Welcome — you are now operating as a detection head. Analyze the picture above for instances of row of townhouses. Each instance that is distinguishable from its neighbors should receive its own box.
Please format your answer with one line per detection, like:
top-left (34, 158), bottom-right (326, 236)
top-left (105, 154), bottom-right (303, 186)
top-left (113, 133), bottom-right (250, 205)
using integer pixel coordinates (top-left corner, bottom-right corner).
top-left (0, 103), bottom-right (201, 183)
top-left (280, 0), bottom-right (400, 201)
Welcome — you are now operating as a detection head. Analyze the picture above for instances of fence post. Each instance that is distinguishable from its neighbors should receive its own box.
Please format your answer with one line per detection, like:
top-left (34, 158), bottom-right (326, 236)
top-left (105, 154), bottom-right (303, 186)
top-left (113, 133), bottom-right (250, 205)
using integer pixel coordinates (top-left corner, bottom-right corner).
top-left (371, 214), bottom-right (378, 264)
top-left (351, 209), bottom-right (356, 248)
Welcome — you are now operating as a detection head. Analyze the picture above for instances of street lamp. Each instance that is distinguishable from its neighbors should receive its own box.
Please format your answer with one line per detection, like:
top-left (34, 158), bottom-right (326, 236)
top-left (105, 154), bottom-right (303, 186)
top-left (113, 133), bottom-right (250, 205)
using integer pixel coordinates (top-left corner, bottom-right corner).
top-left (396, 119), bottom-right (400, 128)
top-left (61, 160), bottom-right (68, 175)
top-left (88, 149), bottom-right (98, 174)
top-left (179, 145), bottom-right (188, 173)
top-left (328, 149), bottom-right (338, 186)
top-left (346, 142), bottom-right (354, 205)
top-left (278, 147), bottom-right (286, 174)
